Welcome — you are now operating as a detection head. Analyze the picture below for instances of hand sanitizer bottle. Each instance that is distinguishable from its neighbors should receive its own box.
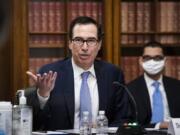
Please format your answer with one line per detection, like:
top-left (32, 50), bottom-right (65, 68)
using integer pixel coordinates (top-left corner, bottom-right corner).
top-left (12, 90), bottom-right (32, 135)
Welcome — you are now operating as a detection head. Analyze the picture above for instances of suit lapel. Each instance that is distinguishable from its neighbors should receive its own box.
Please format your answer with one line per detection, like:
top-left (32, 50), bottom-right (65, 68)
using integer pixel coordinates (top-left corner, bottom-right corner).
top-left (141, 76), bottom-right (152, 121)
top-left (62, 59), bottom-right (75, 126)
top-left (162, 76), bottom-right (172, 115)
top-left (94, 61), bottom-right (107, 110)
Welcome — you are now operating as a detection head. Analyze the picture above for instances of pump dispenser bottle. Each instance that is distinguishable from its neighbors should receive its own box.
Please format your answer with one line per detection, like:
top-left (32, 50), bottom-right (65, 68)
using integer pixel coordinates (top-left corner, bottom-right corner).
top-left (12, 90), bottom-right (32, 135)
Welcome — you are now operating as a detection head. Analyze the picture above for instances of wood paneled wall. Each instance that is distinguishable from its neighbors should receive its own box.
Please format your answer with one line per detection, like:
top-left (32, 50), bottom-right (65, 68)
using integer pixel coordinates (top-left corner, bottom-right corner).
top-left (11, 0), bottom-right (29, 99)
top-left (0, 0), bottom-right (28, 101)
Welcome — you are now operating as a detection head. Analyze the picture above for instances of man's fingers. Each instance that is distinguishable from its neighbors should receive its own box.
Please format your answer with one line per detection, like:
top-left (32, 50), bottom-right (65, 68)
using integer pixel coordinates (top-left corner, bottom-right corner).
top-left (52, 72), bottom-right (57, 81)
top-left (26, 71), bottom-right (37, 82)
top-left (27, 71), bottom-right (57, 92)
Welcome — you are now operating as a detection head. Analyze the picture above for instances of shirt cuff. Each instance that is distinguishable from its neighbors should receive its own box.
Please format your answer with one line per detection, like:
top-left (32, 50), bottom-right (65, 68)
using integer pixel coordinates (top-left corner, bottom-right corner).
top-left (154, 123), bottom-right (160, 129)
top-left (37, 89), bottom-right (49, 109)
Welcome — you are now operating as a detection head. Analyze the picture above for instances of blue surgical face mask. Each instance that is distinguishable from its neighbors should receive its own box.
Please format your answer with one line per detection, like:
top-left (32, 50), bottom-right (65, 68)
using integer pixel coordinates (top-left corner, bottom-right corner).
top-left (142, 59), bottom-right (165, 75)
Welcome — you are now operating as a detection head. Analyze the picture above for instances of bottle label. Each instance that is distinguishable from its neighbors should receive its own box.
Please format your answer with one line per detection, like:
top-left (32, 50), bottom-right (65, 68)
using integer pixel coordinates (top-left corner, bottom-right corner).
top-left (0, 110), bottom-right (12, 135)
top-left (0, 102), bottom-right (12, 135)
top-left (13, 106), bottom-right (32, 135)
top-left (20, 107), bottom-right (32, 135)
top-left (0, 112), bottom-right (6, 133)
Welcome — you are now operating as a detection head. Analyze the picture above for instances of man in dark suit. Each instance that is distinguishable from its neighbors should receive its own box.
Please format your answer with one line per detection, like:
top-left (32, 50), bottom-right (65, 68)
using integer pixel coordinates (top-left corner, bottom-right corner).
top-left (127, 41), bottom-right (180, 129)
top-left (26, 16), bottom-right (130, 131)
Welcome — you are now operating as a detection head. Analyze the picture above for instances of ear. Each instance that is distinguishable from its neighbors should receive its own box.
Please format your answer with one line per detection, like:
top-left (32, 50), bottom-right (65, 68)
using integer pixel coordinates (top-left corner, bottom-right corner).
top-left (69, 40), bottom-right (72, 50)
top-left (97, 40), bottom-right (102, 50)
top-left (139, 56), bottom-right (143, 67)
top-left (164, 56), bottom-right (167, 65)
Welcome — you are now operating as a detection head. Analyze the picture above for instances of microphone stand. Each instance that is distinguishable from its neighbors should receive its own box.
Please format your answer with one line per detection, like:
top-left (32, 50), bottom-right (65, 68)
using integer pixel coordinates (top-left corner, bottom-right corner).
top-left (113, 82), bottom-right (144, 135)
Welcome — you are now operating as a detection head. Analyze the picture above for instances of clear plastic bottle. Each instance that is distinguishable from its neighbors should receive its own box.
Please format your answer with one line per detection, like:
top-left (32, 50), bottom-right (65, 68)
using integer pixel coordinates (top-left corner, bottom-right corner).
top-left (79, 111), bottom-right (92, 135)
top-left (12, 90), bottom-right (32, 135)
top-left (96, 110), bottom-right (108, 135)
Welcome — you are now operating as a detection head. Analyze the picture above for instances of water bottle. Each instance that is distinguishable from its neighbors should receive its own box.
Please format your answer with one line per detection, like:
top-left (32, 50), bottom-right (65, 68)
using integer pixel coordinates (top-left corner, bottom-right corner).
top-left (0, 102), bottom-right (12, 135)
top-left (96, 110), bottom-right (108, 135)
top-left (79, 111), bottom-right (92, 135)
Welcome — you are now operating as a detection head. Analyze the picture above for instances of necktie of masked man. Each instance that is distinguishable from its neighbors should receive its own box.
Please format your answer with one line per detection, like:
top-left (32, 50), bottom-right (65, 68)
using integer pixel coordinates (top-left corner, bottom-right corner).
top-left (151, 81), bottom-right (164, 123)
top-left (80, 71), bottom-right (92, 125)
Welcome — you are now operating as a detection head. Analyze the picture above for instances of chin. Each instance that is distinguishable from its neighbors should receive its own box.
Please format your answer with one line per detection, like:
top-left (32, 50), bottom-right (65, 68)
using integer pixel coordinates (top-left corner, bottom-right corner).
top-left (82, 62), bottom-right (93, 69)
top-left (146, 72), bottom-right (162, 79)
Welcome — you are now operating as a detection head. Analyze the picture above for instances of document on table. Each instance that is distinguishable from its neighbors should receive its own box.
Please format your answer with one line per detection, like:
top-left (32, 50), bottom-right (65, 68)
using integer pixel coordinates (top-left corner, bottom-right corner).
top-left (32, 131), bottom-right (67, 135)
top-left (32, 132), bottom-right (47, 135)
top-left (47, 131), bottom-right (68, 134)
top-left (32, 127), bottom-right (118, 135)
top-left (58, 127), bottom-right (118, 134)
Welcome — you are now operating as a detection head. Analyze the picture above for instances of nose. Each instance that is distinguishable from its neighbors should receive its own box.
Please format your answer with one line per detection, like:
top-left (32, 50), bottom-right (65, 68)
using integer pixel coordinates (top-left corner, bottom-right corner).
top-left (81, 41), bottom-right (88, 50)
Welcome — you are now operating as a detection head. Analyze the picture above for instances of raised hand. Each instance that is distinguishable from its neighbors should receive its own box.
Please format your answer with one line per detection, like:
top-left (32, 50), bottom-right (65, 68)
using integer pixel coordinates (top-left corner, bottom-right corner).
top-left (26, 70), bottom-right (57, 97)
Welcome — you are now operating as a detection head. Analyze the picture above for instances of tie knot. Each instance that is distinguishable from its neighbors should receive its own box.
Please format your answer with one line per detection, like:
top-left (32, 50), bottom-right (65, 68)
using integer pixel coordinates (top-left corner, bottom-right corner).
top-left (152, 81), bottom-right (160, 89)
top-left (81, 71), bottom-right (90, 80)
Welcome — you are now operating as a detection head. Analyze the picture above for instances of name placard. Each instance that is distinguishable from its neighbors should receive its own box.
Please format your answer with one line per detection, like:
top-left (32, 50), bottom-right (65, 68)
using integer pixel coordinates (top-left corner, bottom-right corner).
top-left (168, 118), bottom-right (180, 135)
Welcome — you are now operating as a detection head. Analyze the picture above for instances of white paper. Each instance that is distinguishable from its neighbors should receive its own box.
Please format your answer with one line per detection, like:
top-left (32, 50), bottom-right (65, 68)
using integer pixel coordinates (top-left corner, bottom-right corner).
top-left (47, 131), bottom-right (67, 134)
top-left (32, 127), bottom-right (118, 135)
top-left (108, 127), bottom-right (118, 133)
top-left (32, 132), bottom-right (47, 135)
top-left (32, 131), bottom-right (67, 135)
top-left (168, 118), bottom-right (180, 135)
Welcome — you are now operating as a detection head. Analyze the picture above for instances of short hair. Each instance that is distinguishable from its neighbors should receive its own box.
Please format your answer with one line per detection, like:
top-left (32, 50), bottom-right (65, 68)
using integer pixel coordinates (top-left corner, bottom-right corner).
top-left (142, 41), bottom-right (165, 55)
top-left (68, 16), bottom-right (103, 41)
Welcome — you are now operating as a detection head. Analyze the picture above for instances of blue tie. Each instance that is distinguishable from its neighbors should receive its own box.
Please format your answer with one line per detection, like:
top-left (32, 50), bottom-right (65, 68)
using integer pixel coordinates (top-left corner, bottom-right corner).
top-left (151, 81), bottom-right (164, 123)
top-left (80, 72), bottom-right (92, 124)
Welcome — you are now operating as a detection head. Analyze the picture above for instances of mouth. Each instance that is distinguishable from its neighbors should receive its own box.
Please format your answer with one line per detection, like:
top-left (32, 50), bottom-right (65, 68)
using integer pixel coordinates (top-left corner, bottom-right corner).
top-left (79, 54), bottom-right (89, 60)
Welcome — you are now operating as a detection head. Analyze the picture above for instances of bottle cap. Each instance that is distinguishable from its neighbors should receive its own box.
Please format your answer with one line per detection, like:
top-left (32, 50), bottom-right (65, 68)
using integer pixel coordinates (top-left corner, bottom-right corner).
top-left (99, 110), bottom-right (105, 115)
top-left (83, 111), bottom-right (89, 115)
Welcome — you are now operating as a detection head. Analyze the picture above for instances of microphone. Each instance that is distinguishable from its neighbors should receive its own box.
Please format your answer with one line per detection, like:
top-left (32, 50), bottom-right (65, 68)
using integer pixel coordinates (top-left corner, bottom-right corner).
top-left (113, 81), bottom-right (144, 135)
top-left (113, 81), bottom-right (138, 123)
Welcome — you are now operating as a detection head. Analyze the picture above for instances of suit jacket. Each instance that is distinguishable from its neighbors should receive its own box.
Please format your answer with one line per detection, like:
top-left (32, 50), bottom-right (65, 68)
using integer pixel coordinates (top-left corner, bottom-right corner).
top-left (27, 58), bottom-right (131, 131)
top-left (127, 75), bottom-right (180, 127)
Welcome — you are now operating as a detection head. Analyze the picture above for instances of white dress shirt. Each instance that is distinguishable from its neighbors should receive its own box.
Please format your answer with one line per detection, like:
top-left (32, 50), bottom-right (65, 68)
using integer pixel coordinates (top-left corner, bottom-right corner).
top-left (37, 58), bottom-right (99, 129)
top-left (72, 58), bottom-right (99, 129)
top-left (144, 73), bottom-right (170, 128)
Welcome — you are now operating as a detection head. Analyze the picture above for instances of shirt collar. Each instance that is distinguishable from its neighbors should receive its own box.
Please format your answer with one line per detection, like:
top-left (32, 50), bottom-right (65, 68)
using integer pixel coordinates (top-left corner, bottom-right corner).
top-left (144, 73), bottom-right (163, 87)
top-left (71, 58), bottom-right (96, 78)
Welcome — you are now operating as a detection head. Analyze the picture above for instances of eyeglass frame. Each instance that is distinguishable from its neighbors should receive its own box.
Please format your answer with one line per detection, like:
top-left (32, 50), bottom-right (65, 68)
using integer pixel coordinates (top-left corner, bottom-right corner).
top-left (142, 55), bottom-right (165, 62)
top-left (71, 37), bottom-right (99, 46)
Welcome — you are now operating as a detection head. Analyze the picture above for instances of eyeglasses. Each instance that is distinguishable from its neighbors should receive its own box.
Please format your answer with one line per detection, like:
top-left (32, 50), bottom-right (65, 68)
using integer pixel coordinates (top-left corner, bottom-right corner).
top-left (142, 55), bottom-right (164, 62)
top-left (72, 37), bottom-right (98, 46)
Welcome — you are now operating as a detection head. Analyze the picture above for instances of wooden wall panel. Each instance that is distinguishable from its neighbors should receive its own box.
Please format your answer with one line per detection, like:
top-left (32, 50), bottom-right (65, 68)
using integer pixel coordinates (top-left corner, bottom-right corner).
top-left (104, 0), bottom-right (121, 66)
top-left (0, 0), bottom-right (28, 101)
top-left (104, 0), bottom-right (113, 63)
top-left (11, 0), bottom-right (29, 99)
top-left (113, 0), bottom-right (121, 65)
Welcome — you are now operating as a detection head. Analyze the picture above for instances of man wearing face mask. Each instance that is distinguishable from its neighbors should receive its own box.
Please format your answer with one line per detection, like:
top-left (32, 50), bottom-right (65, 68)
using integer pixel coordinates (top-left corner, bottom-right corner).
top-left (127, 41), bottom-right (180, 129)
